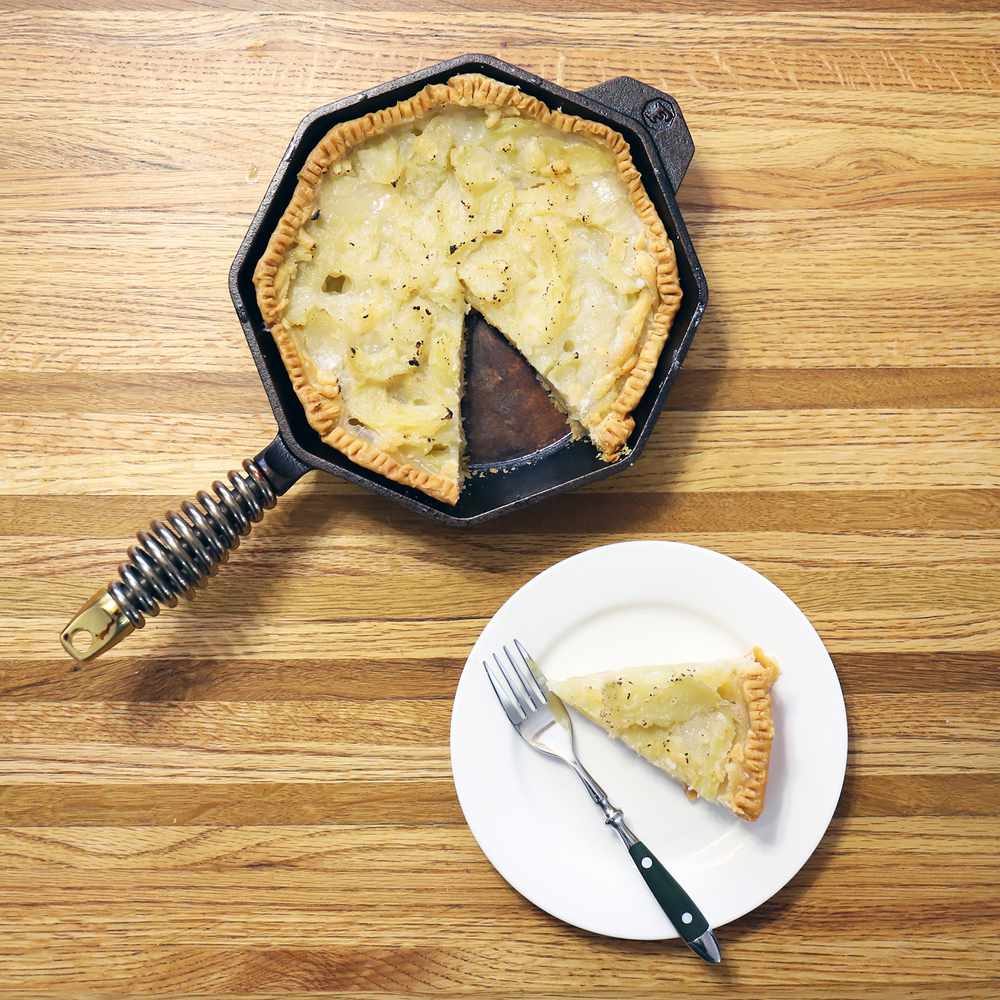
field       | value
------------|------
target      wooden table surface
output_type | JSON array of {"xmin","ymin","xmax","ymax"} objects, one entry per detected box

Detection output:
[{"xmin": 2, "ymin": 2, "xmax": 999, "ymax": 996}]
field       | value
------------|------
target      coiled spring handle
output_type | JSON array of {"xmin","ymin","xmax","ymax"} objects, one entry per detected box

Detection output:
[{"xmin": 61, "ymin": 436, "xmax": 307, "ymax": 662}]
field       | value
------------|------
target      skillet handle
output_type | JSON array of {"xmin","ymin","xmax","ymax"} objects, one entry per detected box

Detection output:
[
  {"xmin": 582, "ymin": 77, "xmax": 694, "ymax": 194},
  {"xmin": 59, "ymin": 435, "xmax": 309, "ymax": 662}
]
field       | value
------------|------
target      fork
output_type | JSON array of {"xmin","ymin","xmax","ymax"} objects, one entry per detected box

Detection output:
[{"xmin": 484, "ymin": 639, "xmax": 722, "ymax": 964}]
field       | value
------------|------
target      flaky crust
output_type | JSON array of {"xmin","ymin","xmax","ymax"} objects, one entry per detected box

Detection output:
[
  {"xmin": 254, "ymin": 72, "xmax": 682, "ymax": 503},
  {"xmin": 728, "ymin": 647, "xmax": 781, "ymax": 821}
]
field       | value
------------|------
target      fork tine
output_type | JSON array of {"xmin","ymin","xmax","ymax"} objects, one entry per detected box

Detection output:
[
  {"xmin": 513, "ymin": 639, "xmax": 550, "ymax": 703},
  {"xmin": 505, "ymin": 643, "xmax": 546, "ymax": 707},
  {"xmin": 494, "ymin": 651, "xmax": 535, "ymax": 718},
  {"xmin": 501, "ymin": 646, "xmax": 539, "ymax": 711},
  {"xmin": 484, "ymin": 657, "xmax": 525, "ymax": 725}
]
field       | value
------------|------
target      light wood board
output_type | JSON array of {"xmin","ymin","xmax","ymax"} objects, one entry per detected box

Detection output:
[{"xmin": 1, "ymin": 1, "xmax": 998, "ymax": 996}]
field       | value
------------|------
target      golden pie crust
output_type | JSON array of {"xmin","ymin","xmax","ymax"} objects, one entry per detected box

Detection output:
[
  {"xmin": 731, "ymin": 647, "xmax": 779, "ymax": 821},
  {"xmin": 253, "ymin": 73, "xmax": 682, "ymax": 504}
]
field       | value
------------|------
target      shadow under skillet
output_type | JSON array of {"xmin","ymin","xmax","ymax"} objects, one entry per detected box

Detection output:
[{"xmin": 120, "ymin": 475, "xmax": 339, "ymax": 703}]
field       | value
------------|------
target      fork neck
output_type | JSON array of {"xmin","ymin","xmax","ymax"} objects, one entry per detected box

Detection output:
[{"xmin": 569, "ymin": 759, "xmax": 639, "ymax": 848}]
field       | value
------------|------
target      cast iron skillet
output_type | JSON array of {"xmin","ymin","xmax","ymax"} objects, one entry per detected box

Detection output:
[{"xmin": 60, "ymin": 53, "xmax": 708, "ymax": 662}]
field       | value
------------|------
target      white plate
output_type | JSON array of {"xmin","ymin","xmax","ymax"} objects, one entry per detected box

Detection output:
[{"xmin": 450, "ymin": 540, "xmax": 847, "ymax": 940}]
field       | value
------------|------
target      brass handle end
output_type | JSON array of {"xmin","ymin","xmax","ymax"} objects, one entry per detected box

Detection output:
[{"xmin": 60, "ymin": 590, "xmax": 134, "ymax": 662}]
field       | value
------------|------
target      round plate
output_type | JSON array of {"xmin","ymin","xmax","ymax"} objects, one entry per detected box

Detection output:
[{"xmin": 450, "ymin": 540, "xmax": 847, "ymax": 940}]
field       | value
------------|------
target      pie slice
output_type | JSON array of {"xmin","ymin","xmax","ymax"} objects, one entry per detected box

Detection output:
[
  {"xmin": 253, "ymin": 73, "xmax": 682, "ymax": 504},
  {"xmin": 551, "ymin": 648, "xmax": 780, "ymax": 821}
]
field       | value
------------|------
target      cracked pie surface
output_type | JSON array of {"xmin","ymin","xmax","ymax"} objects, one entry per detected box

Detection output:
[{"xmin": 254, "ymin": 73, "xmax": 681, "ymax": 503}]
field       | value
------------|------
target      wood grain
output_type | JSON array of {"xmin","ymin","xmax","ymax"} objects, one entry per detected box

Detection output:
[{"xmin": 1, "ymin": 1, "xmax": 999, "ymax": 996}]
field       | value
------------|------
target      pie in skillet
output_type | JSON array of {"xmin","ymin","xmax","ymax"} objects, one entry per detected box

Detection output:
[
  {"xmin": 254, "ymin": 73, "xmax": 682, "ymax": 504},
  {"xmin": 551, "ymin": 648, "xmax": 780, "ymax": 821}
]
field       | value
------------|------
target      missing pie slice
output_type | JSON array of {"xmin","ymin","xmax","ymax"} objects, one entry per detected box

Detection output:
[
  {"xmin": 253, "ymin": 73, "xmax": 682, "ymax": 503},
  {"xmin": 551, "ymin": 648, "xmax": 780, "ymax": 821}
]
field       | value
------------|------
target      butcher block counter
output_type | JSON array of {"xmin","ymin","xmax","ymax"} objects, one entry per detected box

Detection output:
[{"xmin": 1, "ymin": 2, "xmax": 998, "ymax": 997}]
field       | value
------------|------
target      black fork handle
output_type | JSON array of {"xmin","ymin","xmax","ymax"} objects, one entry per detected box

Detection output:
[{"xmin": 565, "ymin": 756, "xmax": 721, "ymax": 962}]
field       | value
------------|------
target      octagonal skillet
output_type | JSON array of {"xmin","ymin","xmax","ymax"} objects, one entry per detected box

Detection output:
[{"xmin": 60, "ymin": 53, "xmax": 708, "ymax": 662}]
